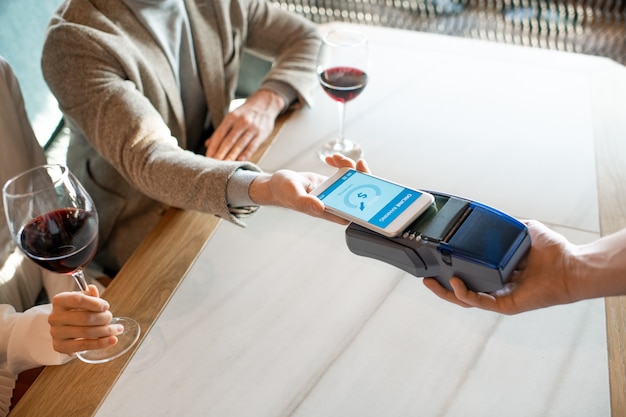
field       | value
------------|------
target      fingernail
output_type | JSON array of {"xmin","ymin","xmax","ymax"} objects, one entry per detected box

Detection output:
[{"xmin": 114, "ymin": 324, "xmax": 124, "ymax": 334}]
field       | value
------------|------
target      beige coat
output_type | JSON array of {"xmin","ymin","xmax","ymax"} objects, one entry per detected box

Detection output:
[{"xmin": 42, "ymin": 0, "xmax": 320, "ymax": 274}]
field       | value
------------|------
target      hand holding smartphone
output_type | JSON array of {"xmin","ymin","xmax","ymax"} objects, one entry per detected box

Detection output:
[{"xmin": 310, "ymin": 168, "xmax": 435, "ymax": 237}]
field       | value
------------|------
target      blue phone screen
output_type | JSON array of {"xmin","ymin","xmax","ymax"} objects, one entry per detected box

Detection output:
[{"xmin": 316, "ymin": 170, "xmax": 422, "ymax": 228}]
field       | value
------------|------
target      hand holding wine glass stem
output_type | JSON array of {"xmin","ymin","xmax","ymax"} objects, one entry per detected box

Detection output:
[
  {"xmin": 2, "ymin": 165, "xmax": 140, "ymax": 363},
  {"xmin": 49, "ymin": 284, "xmax": 124, "ymax": 355},
  {"xmin": 70, "ymin": 270, "xmax": 125, "ymax": 339}
]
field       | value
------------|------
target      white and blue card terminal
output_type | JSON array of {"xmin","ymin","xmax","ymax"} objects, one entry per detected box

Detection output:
[
  {"xmin": 344, "ymin": 190, "xmax": 531, "ymax": 293},
  {"xmin": 311, "ymin": 169, "xmax": 530, "ymax": 292}
]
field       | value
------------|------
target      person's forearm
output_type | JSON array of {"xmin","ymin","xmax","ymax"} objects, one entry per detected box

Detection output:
[
  {"xmin": 243, "ymin": 89, "xmax": 286, "ymax": 120},
  {"xmin": 259, "ymin": 81, "xmax": 297, "ymax": 113},
  {"xmin": 570, "ymin": 228, "xmax": 626, "ymax": 300}
]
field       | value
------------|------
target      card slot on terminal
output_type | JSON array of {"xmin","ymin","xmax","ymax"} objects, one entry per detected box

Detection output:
[{"xmin": 406, "ymin": 195, "xmax": 470, "ymax": 243}]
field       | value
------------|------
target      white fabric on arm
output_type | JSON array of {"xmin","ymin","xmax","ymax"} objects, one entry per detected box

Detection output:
[
  {"xmin": 0, "ymin": 305, "xmax": 72, "ymax": 416},
  {"xmin": 1, "ymin": 305, "xmax": 71, "ymax": 375},
  {"xmin": 0, "ymin": 368, "xmax": 15, "ymax": 417}
]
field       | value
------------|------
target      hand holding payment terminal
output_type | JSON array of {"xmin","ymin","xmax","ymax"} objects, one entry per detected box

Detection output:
[
  {"xmin": 345, "ymin": 190, "xmax": 531, "ymax": 293},
  {"xmin": 311, "ymin": 169, "xmax": 531, "ymax": 293}
]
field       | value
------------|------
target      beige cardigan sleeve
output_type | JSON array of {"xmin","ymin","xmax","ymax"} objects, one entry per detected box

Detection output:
[
  {"xmin": 41, "ymin": 0, "xmax": 319, "ymax": 217},
  {"xmin": 41, "ymin": 0, "xmax": 319, "ymax": 271}
]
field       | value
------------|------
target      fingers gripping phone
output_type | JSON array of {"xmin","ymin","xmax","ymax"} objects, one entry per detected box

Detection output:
[{"xmin": 311, "ymin": 168, "xmax": 435, "ymax": 237}]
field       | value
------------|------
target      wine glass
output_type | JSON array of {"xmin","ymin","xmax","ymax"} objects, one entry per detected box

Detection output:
[
  {"xmin": 317, "ymin": 29, "xmax": 369, "ymax": 163},
  {"xmin": 2, "ymin": 164, "xmax": 140, "ymax": 364}
]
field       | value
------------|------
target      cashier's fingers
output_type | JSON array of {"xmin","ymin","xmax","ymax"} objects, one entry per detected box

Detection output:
[
  {"xmin": 447, "ymin": 277, "xmax": 506, "ymax": 311},
  {"xmin": 449, "ymin": 277, "xmax": 528, "ymax": 315},
  {"xmin": 423, "ymin": 277, "xmax": 514, "ymax": 313},
  {"xmin": 422, "ymin": 277, "xmax": 472, "ymax": 308}
]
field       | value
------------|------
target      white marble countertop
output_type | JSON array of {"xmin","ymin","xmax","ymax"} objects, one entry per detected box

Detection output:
[{"xmin": 95, "ymin": 23, "xmax": 620, "ymax": 416}]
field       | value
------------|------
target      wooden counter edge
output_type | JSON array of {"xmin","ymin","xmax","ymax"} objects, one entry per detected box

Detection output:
[
  {"xmin": 593, "ymin": 63, "xmax": 626, "ymax": 416},
  {"xmin": 9, "ymin": 116, "xmax": 288, "ymax": 417}
]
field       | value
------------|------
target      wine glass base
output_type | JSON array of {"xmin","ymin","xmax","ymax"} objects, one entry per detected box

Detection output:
[
  {"xmin": 76, "ymin": 317, "xmax": 141, "ymax": 364},
  {"xmin": 318, "ymin": 140, "xmax": 364, "ymax": 164}
]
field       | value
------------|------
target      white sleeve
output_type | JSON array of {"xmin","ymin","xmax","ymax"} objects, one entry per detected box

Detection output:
[
  {"xmin": 0, "ymin": 304, "xmax": 72, "ymax": 417},
  {"xmin": 0, "ymin": 304, "xmax": 73, "ymax": 376},
  {"xmin": 0, "ymin": 369, "xmax": 13, "ymax": 417},
  {"xmin": 0, "ymin": 304, "xmax": 73, "ymax": 416}
]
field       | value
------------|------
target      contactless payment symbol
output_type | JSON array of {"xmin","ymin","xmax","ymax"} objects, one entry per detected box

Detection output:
[{"xmin": 345, "ymin": 184, "xmax": 381, "ymax": 212}]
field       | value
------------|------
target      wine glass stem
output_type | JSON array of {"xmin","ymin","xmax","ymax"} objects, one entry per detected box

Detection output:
[
  {"xmin": 72, "ymin": 269, "xmax": 89, "ymax": 292},
  {"xmin": 337, "ymin": 101, "xmax": 346, "ymax": 147}
]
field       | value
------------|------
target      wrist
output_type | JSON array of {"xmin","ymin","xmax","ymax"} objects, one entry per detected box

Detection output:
[
  {"xmin": 247, "ymin": 89, "xmax": 286, "ymax": 116},
  {"xmin": 248, "ymin": 173, "xmax": 273, "ymax": 205},
  {"xmin": 570, "ymin": 233, "xmax": 626, "ymax": 300},
  {"xmin": 259, "ymin": 80, "xmax": 298, "ymax": 112},
  {"xmin": 565, "ymin": 244, "xmax": 591, "ymax": 302}
]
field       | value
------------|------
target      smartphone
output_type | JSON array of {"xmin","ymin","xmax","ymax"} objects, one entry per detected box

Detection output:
[{"xmin": 310, "ymin": 168, "xmax": 435, "ymax": 237}]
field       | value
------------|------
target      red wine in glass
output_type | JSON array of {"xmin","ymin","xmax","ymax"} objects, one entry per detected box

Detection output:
[
  {"xmin": 316, "ymin": 29, "xmax": 369, "ymax": 163},
  {"xmin": 319, "ymin": 67, "xmax": 368, "ymax": 103},
  {"xmin": 19, "ymin": 208, "xmax": 98, "ymax": 274}
]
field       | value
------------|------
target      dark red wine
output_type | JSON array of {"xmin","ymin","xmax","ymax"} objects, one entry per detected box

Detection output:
[
  {"xmin": 319, "ymin": 66, "xmax": 368, "ymax": 103},
  {"xmin": 19, "ymin": 208, "xmax": 98, "ymax": 274}
]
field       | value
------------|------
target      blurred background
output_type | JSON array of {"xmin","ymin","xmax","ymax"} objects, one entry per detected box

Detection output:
[{"xmin": 1, "ymin": 0, "xmax": 624, "ymax": 150}]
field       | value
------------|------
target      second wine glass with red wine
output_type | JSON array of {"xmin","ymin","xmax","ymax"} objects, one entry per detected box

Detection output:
[
  {"xmin": 2, "ymin": 164, "xmax": 140, "ymax": 364},
  {"xmin": 317, "ymin": 29, "xmax": 369, "ymax": 163}
]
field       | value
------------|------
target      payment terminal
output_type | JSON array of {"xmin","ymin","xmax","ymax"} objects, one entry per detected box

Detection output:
[{"xmin": 345, "ymin": 191, "xmax": 531, "ymax": 293}]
